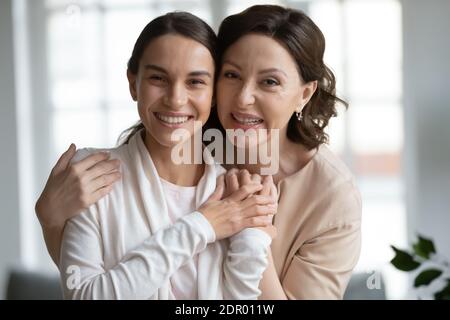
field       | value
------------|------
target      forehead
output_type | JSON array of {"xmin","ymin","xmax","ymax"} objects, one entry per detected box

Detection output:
[
  {"xmin": 140, "ymin": 34, "xmax": 214, "ymax": 72},
  {"xmin": 223, "ymin": 34, "xmax": 298, "ymax": 71}
]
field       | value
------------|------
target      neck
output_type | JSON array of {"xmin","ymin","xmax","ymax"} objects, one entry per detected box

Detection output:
[
  {"xmin": 143, "ymin": 131, "xmax": 204, "ymax": 187},
  {"xmin": 227, "ymin": 134, "xmax": 316, "ymax": 184}
]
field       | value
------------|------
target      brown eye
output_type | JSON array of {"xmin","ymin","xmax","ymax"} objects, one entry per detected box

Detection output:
[
  {"xmin": 223, "ymin": 71, "xmax": 239, "ymax": 79},
  {"xmin": 149, "ymin": 75, "xmax": 166, "ymax": 82},
  {"xmin": 188, "ymin": 79, "xmax": 206, "ymax": 86},
  {"xmin": 262, "ymin": 78, "xmax": 279, "ymax": 86}
]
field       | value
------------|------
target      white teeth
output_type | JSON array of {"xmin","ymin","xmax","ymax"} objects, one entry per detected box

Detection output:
[
  {"xmin": 156, "ymin": 113, "xmax": 190, "ymax": 124},
  {"xmin": 233, "ymin": 114, "xmax": 263, "ymax": 125}
]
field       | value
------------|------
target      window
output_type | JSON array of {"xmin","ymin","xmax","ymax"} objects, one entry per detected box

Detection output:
[
  {"xmin": 45, "ymin": 0, "xmax": 214, "ymax": 158},
  {"xmin": 307, "ymin": 0, "xmax": 406, "ymax": 299},
  {"xmin": 24, "ymin": 0, "xmax": 406, "ymax": 299}
]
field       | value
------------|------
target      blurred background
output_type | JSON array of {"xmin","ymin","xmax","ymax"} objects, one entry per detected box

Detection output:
[{"xmin": 1, "ymin": 0, "xmax": 449, "ymax": 300}]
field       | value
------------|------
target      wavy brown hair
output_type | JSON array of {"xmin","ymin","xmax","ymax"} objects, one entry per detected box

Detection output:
[{"xmin": 209, "ymin": 5, "xmax": 347, "ymax": 149}]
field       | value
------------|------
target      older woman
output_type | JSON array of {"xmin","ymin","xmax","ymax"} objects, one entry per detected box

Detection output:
[
  {"xmin": 212, "ymin": 5, "xmax": 361, "ymax": 299},
  {"xmin": 36, "ymin": 5, "xmax": 361, "ymax": 299}
]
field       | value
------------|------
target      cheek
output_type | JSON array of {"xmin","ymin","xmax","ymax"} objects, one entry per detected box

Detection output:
[
  {"xmin": 267, "ymin": 90, "xmax": 299, "ymax": 123},
  {"xmin": 216, "ymin": 82, "xmax": 233, "ymax": 114},
  {"xmin": 260, "ymin": 99, "xmax": 291, "ymax": 129},
  {"xmin": 195, "ymin": 89, "xmax": 213, "ymax": 114},
  {"xmin": 136, "ymin": 86, "xmax": 163, "ymax": 121},
  {"xmin": 137, "ymin": 83, "xmax": 164, "ymax": 106}
]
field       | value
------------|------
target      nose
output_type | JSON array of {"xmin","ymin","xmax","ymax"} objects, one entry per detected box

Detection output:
[
  {"xmin": 236, "ymin": 82, "xmax": 256, "ymax": 108},
  {"xmin": 164, "ymin": 82, "xmax": 188, "ymax": 109}
]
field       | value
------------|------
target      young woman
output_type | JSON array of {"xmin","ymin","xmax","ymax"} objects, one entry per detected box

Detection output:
[
  {"xmin": 36, "ymin": 5, "xmax": 361, "ymax": 300},
  {"xmin": 39, "ymin": 12, "xmax": 278, "ymax": 300}
]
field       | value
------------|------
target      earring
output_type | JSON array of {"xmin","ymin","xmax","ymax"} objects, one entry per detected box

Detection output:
[{"xmin": 295, "ymin": 110, "xmax": 303, "ymax": 121}]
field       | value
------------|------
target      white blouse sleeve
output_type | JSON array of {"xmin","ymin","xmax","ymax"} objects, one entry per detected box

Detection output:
[
  {"xmin": 222, "ymin": 228, "xmax": 272, "ymax": 299},
  {"xmin": 191, "ymin": 213, "xmax": 272, "ymax": 299},
  {"xmin": 59, "ymin": 210, "xmax": 213, "ymax": 300}
]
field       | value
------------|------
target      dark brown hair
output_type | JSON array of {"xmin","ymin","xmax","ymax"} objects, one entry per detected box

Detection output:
[
  {"xmin": 118, "ymin": 11, "xmax": 217, "ymax": 145},
  {"xmin": 209, "ymin": 5, "xmax": 347, "ymax": 149}
]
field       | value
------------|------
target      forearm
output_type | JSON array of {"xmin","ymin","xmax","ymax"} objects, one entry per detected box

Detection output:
[
  {"xmin": 258, "ymin": 250, "xmax": 288, "ymax": 300},
  {"xmin": 60, "ymin": 211, "xmax": 214, "ymax": 299},
  {"xmin": 36, "ymin": 197, "xmax": 67, "ymax": 267},
  {"xmin": 42, "ymin": 224, "xmax": 65, "ymax": 267}
]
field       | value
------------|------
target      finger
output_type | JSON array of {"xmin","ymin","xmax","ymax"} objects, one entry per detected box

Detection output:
[
  {"xmin": 243, "ymin": 204, "xmax": 277, "ymax": 217},
  {"xmin": 74, "ymin": 152, "xmax": 111, "ymax": 172},
  {"xmin": 228, "ymin": 183, "xmax": 263, "ymax": 201},
  {"xmin": 208, "ymin": 175, "xmax": 225, "ymax": 201},
  {"xmin": 225, "ymin": 170, "xmax": 240, "ymax": 196},
  {"xmin": 239, "ymin": 169, "xmax": 252, "ymax": 186},
  {"xmin": 250, "ymin": 173, "xmax": 262, "ymax": 185},
  {"xmin": 241, "ymin": 195, "xmax": 276, "ymax": 209},
  {"xmin": 91, "ymin": 184, "xmax": 115, "ymax": 203},
  {"xmin": 88, "ymin": 171, "xmax": 122, "ymax": 193},
  {"xmin": 243, "ymin": 215, "xmax": 273, "ymax": 228},
  {"xmin": 227, "ymin": 168, "xmax": 240, "ymax": 175},
  {"xmin": 259, "ymin": 175, "xmax": 272, "ymax": 196},
  {"xmin": 53, "ymin": 143, "xmax": 76, "ymax": 174},
  {"xmin": 86, "ymin": 159, "xmax": 121, "ymax": 180},
  {"xmin": 269, "ymin": 177, "xmax": 278, "ymax": 202}
]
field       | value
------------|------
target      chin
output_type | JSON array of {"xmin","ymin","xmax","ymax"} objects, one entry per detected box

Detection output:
[{"xmin": 229, "ymin": 137, "xmax": 260, "ymax": 149}]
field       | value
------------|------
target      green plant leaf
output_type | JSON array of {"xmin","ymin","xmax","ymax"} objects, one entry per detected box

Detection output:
[
  {"xmin": 390, "ymin": 246, "xmax": 421, "ymax": 271},
  {"xmin": 413, "ymin": 234, "xmax": 436, "ymax": 259},
  {"xmin": 434, "ymin": 279, "xmax": 450, "ymax": 300},
  {"xmin": 414, "ymin": 269, "xmax": 442, "ymax": 287}
]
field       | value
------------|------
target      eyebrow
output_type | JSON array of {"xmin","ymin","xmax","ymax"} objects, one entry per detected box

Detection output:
[
  {"xmin": 259, "ymin": 68, "xmax": 288, "ymax": 78},
  {"xmin": 144, "ymin": 64, "xmax": 212, "ymax": 78},
  {"xmin": 222, "ymin": 60, "xmax": 288, "ymax": 78}
]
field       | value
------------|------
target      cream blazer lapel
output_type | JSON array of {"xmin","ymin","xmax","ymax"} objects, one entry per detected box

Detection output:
[{"xmin": 130, "ymin": 130, "xmax": 226, "ymax": 299}]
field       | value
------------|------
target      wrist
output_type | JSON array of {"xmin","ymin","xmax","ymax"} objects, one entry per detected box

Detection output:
[
  {"xmin": 40, "ymin": 217, "xmax": 65, "ymax": 230},
  {"xmin": 196, "ymin": 209, "xmax": 217, "ymax": 241},
  {"xmin": 35, "ymin": 199, "xmax": 64, "ymax": 229},
  {"xmin": 190, "ymin": 211, "xmax": 216, "ymax": 243}
]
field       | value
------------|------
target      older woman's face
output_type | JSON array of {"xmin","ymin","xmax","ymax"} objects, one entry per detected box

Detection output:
[{"xmin": 217, "ymin": 34, "xmax": 314, "ymax": 147}]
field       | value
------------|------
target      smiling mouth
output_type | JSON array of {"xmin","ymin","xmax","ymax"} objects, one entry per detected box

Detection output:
[
  {"xmin": 154, "ymin": 112, "xmax": 194, "ymax": 125},
  {"xmin": 231, "ymin": 113, "xmax": 264, "ymax": 125}
]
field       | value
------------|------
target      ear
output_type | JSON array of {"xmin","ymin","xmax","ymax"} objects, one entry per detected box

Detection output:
[
  {"xmin": 127, "ymin": 69, "xmax": 138, "ymax": 101},
  {"xmin": 298, "ymin": 80, "xmax": 318, "ymax": 111}
]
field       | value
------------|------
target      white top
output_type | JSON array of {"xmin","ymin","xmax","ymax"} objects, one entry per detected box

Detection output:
[
  {"xmin": 59, "ymin": 130, "xmax": 272, "ymax": 300},
  {"xmin": 161, "ymin": 178, "xmax": 201, "ymax": 300}
]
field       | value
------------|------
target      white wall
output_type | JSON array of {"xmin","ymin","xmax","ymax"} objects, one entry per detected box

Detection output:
[
  {"xmin": 1, "ymin": 0, "xmax": 449, "ymax": 300},
  {"xmin": 403, "ymin": 0, "xmax": 450, "ymax": 260},
  {"xmin": 0, "ymin": 0, "xmax": 22, "ymax": 300}
]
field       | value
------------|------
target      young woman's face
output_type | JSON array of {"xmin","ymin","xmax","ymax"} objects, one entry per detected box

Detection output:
[
  {"xmin": 128, "ymin": 34, "xmax": 215, "ymax": 148},
  {"xmin": 216, "ymin": 34, "xmax": 316, "ymax": 147}
]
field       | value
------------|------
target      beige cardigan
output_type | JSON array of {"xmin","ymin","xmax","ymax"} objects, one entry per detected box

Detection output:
[{"xmin": 272, "ymin": 145, "xmax": 362, "ymax": 299}]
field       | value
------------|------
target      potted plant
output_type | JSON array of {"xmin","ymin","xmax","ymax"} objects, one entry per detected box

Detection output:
[{"xmin": 390, "ymin": 234, "xmax": 450, "ymax": 299}]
